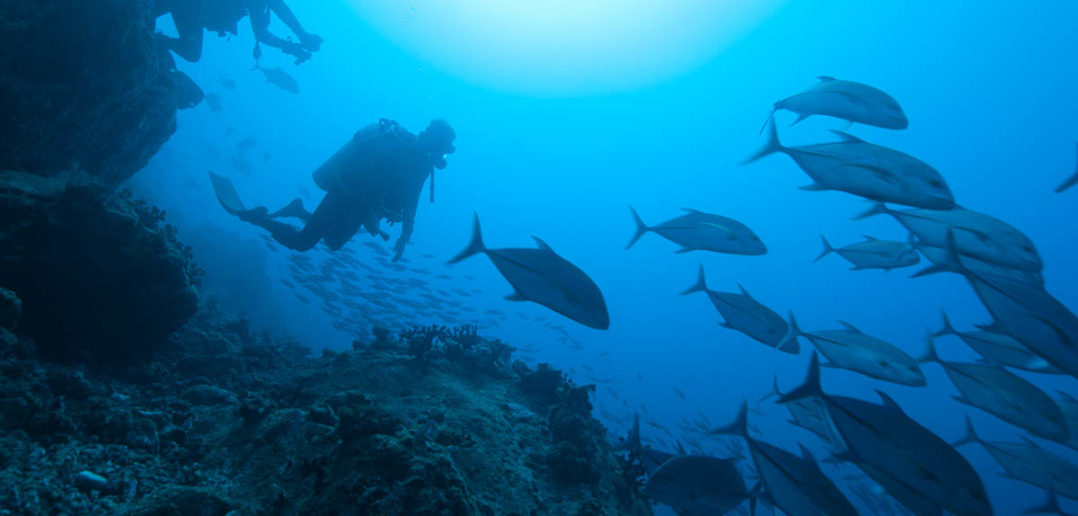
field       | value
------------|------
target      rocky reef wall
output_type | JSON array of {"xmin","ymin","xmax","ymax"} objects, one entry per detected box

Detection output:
[
  {"xmin": 0, "ymin": 0, "xmax": 196, "ymax": 185},
  {"xmin": 0, "ymin": 171, "xmax": 201, "ymax": 365}
]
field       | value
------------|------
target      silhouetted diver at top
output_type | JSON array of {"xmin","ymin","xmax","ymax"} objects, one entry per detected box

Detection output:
[{"xmin": 155, "ymin": 0, "xmax": 322, "ymax": 63}]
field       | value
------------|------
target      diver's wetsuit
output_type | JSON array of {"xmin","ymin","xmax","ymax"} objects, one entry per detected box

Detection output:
[{"xmin": 253, "ymin": 127, "xmax": 435, "ymax": 258}]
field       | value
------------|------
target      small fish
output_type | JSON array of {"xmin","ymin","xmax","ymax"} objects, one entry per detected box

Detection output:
[
  {"xmin": 933, "ymin": 310, "xmax": 1062, "ymax": 374},
  {"xmin": 672, "ymin": 386, "xmax": 687, "ymax": 401},
  {"xmin": 860, "ymin": 203, "xmax": 1042, "ymax": 273},
  {"xmin": 204, "ymin": 92, "xmax": 223, "ymax": 112},
  {"xmin": 219, "ymin": 76, "xmax": 236, "ymax": 90},
  {"xmin": 746, "ymin": 121, "xmax": 954, "ymax": 209},
  {"xmin": 644, "ymin": 455, "xmax": 750, "ymax": 516},
  {"xmin": 627, "ymin": 207, "xmax": 766, "ymax": 255},
  {"xmin": 681, "ymin": 265, "xmax": 795, "ymax": 352},
  {"xmin": 788, "ymin": 315, "xmax": 925, "ymax": 386},
  {"xmin": 253, "ymin": 64, "xmax": 299, "ymax": 94},
  {"xmin": 449, "ymin": 215, "xmax": 609, "ymax": 330},
  {"xmin": 816, "ymin": 235, "xmax": 919, "ymax": 271},
  {"xmin": 770, "ymin": 76, "xmax": 908, "ymax": 129},
  {"xmin": 921, "ymin": 338, "xmax": 1067, "ymax": 440}
]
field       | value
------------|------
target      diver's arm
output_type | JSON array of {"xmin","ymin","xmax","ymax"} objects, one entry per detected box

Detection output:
[
  {"xmin": 265, "ymin": 0, "xmax": 321, "ymax": 51},
  {"xmin": 248, "ymin": 4, "xmax": 311, "ymax": 62},
  {"xmin": 392, "ymin": 209, "xmax": 415, "ymax": 263}
]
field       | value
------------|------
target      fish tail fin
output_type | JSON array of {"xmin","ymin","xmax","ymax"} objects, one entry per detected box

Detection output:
[
  {"xmin": 758, "ymin": 106, "xmax": 777, "ymax": 135},
  {"xmin": 1023, "ymin": 490, "xmax": 1064, "ymax": 515},
  {"xmin": 910, "ymin": 229, "xmax": 964, "ymax": 278},
  {"xmin": 918, "ymin": 333, "xmax": 942, "ymax": 364},
  {"xmin": 742, "ymin": 115, "xmax": 784, "ymax": 165},
  {"xmin": 626, "ymin": 206, "xmax": 650, "ymax": 249},
  {"xmin": 749, "ymin": 481, "xmax": 763, "ymax": 516},
  {"xmin": 952, "ymin": 414, "xmax": 984, "ymax": 448},
  {"xmin": 679, "ymin": 263, "xmax": 708, "ymax": 296},
  {"xmin": 933, "ymin": 309, "xmax": 957, "ymax": 338},
  {"xmin": 758, "ymin": 374, "xmax": 783, "ymax": 402},
  {"xmin": 814, "ymin": 235, "xmax": 834, "ymax": 262},
  {"xmin": 778, "ymin": 352, "xmax": 823, "ymax": 403},
  {"xmin": 776, "ymin": 311, "xmax": 803, "ymax": 352},
  {"xmin": 852, "ymin": 201, "xmax": 889, "ymax": 221},
  {"xmin": 1055, "ymin": 142, "xmax": 1078, "ymax": 193},
  {"xmin": 447, "ymin": 213, "xmax": 486, "ymax": 264},
  {"xmin": 708, "ymin": 399, "xmax": 749, "ymax": 438}
]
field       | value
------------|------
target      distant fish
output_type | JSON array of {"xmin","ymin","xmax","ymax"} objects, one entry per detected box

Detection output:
[
  {"xmin": 771, "ymin": 76, "xmax": 908, "ymax": 129},
  {"xmin": 920, "ymin": 338, "xmax": 1067, "ymax": 440},
  {"xmin": 448, "ymin": 214, "xmax": 610, "ymax": 330},
  {"xmin": 746, "ymin": 121, "xmax": 954, "ymax": 209},
  {"xmin": 219, "ymin": 76, "xmax": 236, "ymax": 90},
  {"xmin": 236, "ymin": 137, "xmax": 258, "ymax": 156},
  {"xmin": 680, "ymin": 265, "xmax": 795, "ymax": 352},
  {"xmin": 932, "ymin": 310, "xmax": 1062, "ymax": 374},
  {"xmin": 253, "ymin": 64, "xmax": 299, "ymax": 94},
  {"xmin": 672, "ymin": 386, "xmax": 687, "ymax": 401},
  {"xmin": 1056, "ymin": 392, "xmax": 1078, "ymax": 452},
  {"xmin": 954, "ymin": 415, "xmax": 1078, "ymax": 501},
  {"xmin": 231, "ymin": 155, "xmax": 253, "ymax": 175},
  {"xmin": 1055, "ymin": 142, "xmax": 1078, "ymax": 193},
  {"xmin": 914, "ymin": 232, "xmax": 1078, "ymax": 379},
  {"xmin": 643, "ymin": 455, "xmax": 750, "ymax": 516},
  {"xmin": 710, "ymin": 402, "xmax": 858, "ymax": 516},
  {"xmin": 780, "ymin": 353, "xmax": 990, "ymax": 516},
  {"xmin": 816, "ymin": 234, "xmax": 919, "ymax": 271},
  {"xmin": 788, "ymin": 314, "xmax": 925, "ymax": 386},
  {"xmin": 860, "ymin": 202, "xmax": 1042, "ymax": 273},
  {"xmin": 204, "ymin": 92, "xmax": 223, "ymax": 112},
  {"xmin": 627, "ymin": 206, "xmax": 766, "ymax": 255}
]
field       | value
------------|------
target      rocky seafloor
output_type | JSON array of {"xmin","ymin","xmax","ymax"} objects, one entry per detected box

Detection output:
[{"xmin": 0, "ymin": 192, "xmax": 649, "ymax": 514}]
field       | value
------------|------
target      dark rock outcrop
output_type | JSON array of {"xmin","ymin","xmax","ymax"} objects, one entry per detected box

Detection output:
[
  {"xmin": 0, "ymin": 171, "xmax": 201, "ymax": 364},
  {"xmin": 0, "ymin": 0, "xmax": 198, "ymax": 185}
]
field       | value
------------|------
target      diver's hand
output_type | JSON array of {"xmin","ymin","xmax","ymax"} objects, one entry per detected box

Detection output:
[
  {"xmin": 300, "ymin": 32, "xmax": 323, "ymax": 52},
  {"xmin": 284, "ymin": 42, "xmax": 312, "ymax": 64}
]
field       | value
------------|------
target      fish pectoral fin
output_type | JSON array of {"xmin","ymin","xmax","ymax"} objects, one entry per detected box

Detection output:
[
  {"xmin": 504, "ymin": 293, "xmax": 527, "ymax": 302},
  {"xmin": 799, "ymin": 183, "xmax": 829, "ymax": 191},
  {"xmin": 674, "ymin": 247, "xmax": 694, "ymax": 254}
]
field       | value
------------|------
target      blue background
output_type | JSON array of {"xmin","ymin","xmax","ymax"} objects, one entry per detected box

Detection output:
[{"xmin": 134, "ymin": 2, "xmax": 1078, "ymax": 513}]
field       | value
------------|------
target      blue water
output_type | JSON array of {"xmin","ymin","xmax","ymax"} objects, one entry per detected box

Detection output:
[{"xmin": 136, "ymin": 2, "xmax": 1078, "ymax": 514}]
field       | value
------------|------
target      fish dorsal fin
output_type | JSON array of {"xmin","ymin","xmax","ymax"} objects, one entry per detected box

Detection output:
[
  {"xmin": 861, "ymin": 235, "xmax": 878, "ymax": 242},
  {"xmin": 837, "ymin": 320, "xmax": 862, "ymax": 333},
  {"xmin": 817, "ymin": 75, "xmax": 838, "ymax": 82},
  {"xmin": 532, "ymin": 236, "xmax": 554, "ymax": 253},
  {"xmin": 737, "ymin": 284, "xmax": 753, "ymax": 299},
  {"xmin": 875, "ymin": 390, "xmax": 905, "ymax": 413},
  {"xmin": 830, "ymin": 130, "xmax": 866, "ymax": 144},
  {"xmin": 798, "ymin": 443, "xmax": 816, "ymax": 463}
]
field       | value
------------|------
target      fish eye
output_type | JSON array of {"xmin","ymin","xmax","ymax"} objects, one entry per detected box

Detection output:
[{"xmin": 928, "ymin": 179, "xmax": 943, "ymax": 188}]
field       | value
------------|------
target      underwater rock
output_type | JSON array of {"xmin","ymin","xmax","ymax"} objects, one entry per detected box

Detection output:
[
  {"xmin": 0, "ymin": 287, "xmax": 21, "ymax": 330},
  {"xmin": 0, "ymin": 173, "xmax": 201, "ymax": 365},
  {"xmin": 0, "ymin": 0, "xmax": 194, "ymax": 185}
]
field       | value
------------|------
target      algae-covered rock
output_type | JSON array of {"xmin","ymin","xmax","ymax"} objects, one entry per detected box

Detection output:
[
  {"xmin": 0, "ymin": 0, "xmax": 196, "ymax": 185},
  {"xmin": 0, "ymin": 173, "xmax": 201, "ymax": 364}
]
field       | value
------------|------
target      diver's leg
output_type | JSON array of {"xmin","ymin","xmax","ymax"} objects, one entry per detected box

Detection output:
[
  {"xmin": 268, "ymin": 198, "xmax": 312, "ymax": 222},
  {"xmin": 166, "ymin": 0, "xmax": 204, "ymax": 62},
  {"xmin": 322, "ymin": 210, "xmax": 365, "ymax": 251}
]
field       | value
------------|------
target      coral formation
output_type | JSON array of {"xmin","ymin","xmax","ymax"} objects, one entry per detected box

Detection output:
[
  {"xmin": 0, "ymin": 305, "xmax": 650, "ymax": 515},
  {"xmin": 0, "ymin": 171, "xmax": 201, "ymax": 365},
  {"xmin": 0, "ymin": 0, "xmax": 198, "ymax": 185}
]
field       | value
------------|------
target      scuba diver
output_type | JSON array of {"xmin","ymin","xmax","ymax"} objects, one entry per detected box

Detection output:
[
  {"xmin": 210, "ymin": 119, "xmax": 457, "ymax": 262},
  {"xmin": 155, "ymin": 0, "xmax": 322, "ymax": 64}
]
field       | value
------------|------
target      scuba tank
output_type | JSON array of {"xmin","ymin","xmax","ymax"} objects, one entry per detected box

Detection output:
[{"xmin": 312, "ymin": 119, "xmax": 404, "ymax": 196}]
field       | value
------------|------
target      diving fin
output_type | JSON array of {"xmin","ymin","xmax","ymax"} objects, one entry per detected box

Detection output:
[{"xmin": 209, "ymin": 172, "xmax": 248, "ymax": 215}]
